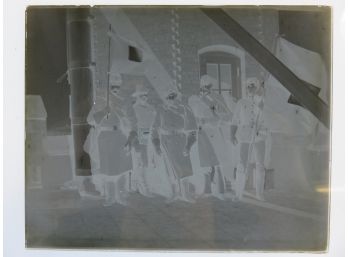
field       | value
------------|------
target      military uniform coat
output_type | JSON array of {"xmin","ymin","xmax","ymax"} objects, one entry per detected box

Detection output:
[
  {"xmin": 189, "ymin": 93, "xmax": 232, "ymax": 168},
  {"xmin": 152, "ymin": 103, "xmax": 197, "ymax": 179}
]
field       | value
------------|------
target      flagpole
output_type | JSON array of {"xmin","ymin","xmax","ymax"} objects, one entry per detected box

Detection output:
[{"xmin": 106, "ymin": 24, "xmax": 112, "ymax": 118}]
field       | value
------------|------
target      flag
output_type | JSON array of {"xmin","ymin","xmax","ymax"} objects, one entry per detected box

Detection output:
[
  {"xmin": 263, "ymin": 37, "xmax": 329, "ymax": 137},
  {"xmin": 275, "ymin": 37, "xmax": 329, "ymax": 104}
]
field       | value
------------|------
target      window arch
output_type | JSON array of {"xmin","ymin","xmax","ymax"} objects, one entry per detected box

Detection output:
[{"xmin": 198, "ymin": 45, "xmax": 246, "ymax": 100}]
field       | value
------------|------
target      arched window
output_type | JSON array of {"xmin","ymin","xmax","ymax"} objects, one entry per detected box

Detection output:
[{"xmin": 198, "ymin": 45, "xmax": 246, "ymax": 100}]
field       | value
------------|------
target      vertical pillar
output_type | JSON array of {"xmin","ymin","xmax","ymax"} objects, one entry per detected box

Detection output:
[{"xmin": 66, "ymin": 8, "xmax": 93, "ymax": 176}]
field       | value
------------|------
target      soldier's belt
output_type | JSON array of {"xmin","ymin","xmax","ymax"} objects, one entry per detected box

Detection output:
[
  {"xmin": 138, "ymin": 127, "xmax": 151, "ymax": 145},
  {"xmin": 138, "ymin": 127, "xmax": 150, "ymax": 135},
  {"xmin": 99, "ymin": 126, "xmax": 118, "ymax": 132},
  {"xmin": 160, "ymin": 129, "xmax": 185, "ymax": 136}
]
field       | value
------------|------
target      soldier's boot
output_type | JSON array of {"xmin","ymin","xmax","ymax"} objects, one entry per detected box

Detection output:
[
  {"xmin": 212, "ymin": 167, "xmax": 225, "ymax": 200},
  {"xmin": 137, "ymin": 167, "xmax": 153, "ymax": 198},
  {"xmin": 202, "ymin": 167, "xmax": 214, "ymax": 197},
  {"xmin": 255, "ymin": 164, "xmax": 266, "ymax": 201},
  {"xmin": 103, "ymin": 181, "xmax": 116, "ymax": 206},
  {"xmin": 183, "ymin": 178, "xmax": 196, "ymax": 203},
  {"xmin": 203, "ymin": 173, "xmax": 212, "ymax": 195},
  {"xmin": 165, "ymin": 179, "xmax": 180, "ymax": 203},
  {"xmin": 169, "ymin": 178, "xmax": 192, "ymax": 203},
  {"xmin": 114, "ymin": 174, "xmax": 129, "ymax": 206},
  {"xmin": 235, "ymin": 164, "xmax": 247, "ymax": 201},
  {"xmin": 77, "ymin": 176, "xmax": 101, "ymax": 199}
]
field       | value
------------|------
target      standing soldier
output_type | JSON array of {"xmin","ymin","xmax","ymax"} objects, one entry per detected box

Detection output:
[
  {"xmin": 84, "ymin": 73, "xmax": 134, "ymax": 206},
  {"xmin": 188, "ymin": 75, "xmax": 233, "ymax": 200},
  {"xmin": 231, "ymin": 77, "xmax": 268, "ymax": 201},
  {"xmin": 127, "ymin": 85, "xmax": 156, "ymax": 197},
  {"xmin": 151, "ymin": 89, "xmax": 197, "ymax": 202}
]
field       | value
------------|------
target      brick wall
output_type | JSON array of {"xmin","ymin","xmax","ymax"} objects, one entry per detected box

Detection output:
[
  {"xmin": 93, "ymin": 7, "xmax": 279, "ymax": 97},
  {"xmin": 129, "ymin": 8, "xmax": 278, "ymax": 95}
]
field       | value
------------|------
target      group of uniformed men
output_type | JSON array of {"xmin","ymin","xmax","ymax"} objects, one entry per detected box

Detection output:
[{"xmin": 83, "ymin": 74, "xmax": 269, "ymax": 206}]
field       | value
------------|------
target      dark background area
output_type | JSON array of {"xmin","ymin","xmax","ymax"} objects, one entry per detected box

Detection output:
[
  {"xmin": 278, "ymin": 8, "xmax": 331, "ymax": 105},
  {"xmin": 279, "ymin": 8, "xmax": 331, "ymax": 72},
  {"xmin": 26, "ymin": 7, "xmax": 70, "ymax": 133}
]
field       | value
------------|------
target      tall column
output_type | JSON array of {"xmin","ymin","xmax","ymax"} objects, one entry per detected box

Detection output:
[{"xmin": 66, "ymin": 8, "xmax": 93, "ymax": 176}]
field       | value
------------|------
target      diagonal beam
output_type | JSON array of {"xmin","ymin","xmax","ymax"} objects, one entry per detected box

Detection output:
[{"xmin": 201, "ymin": 8, "xmax": 330, "ymax": 128}]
